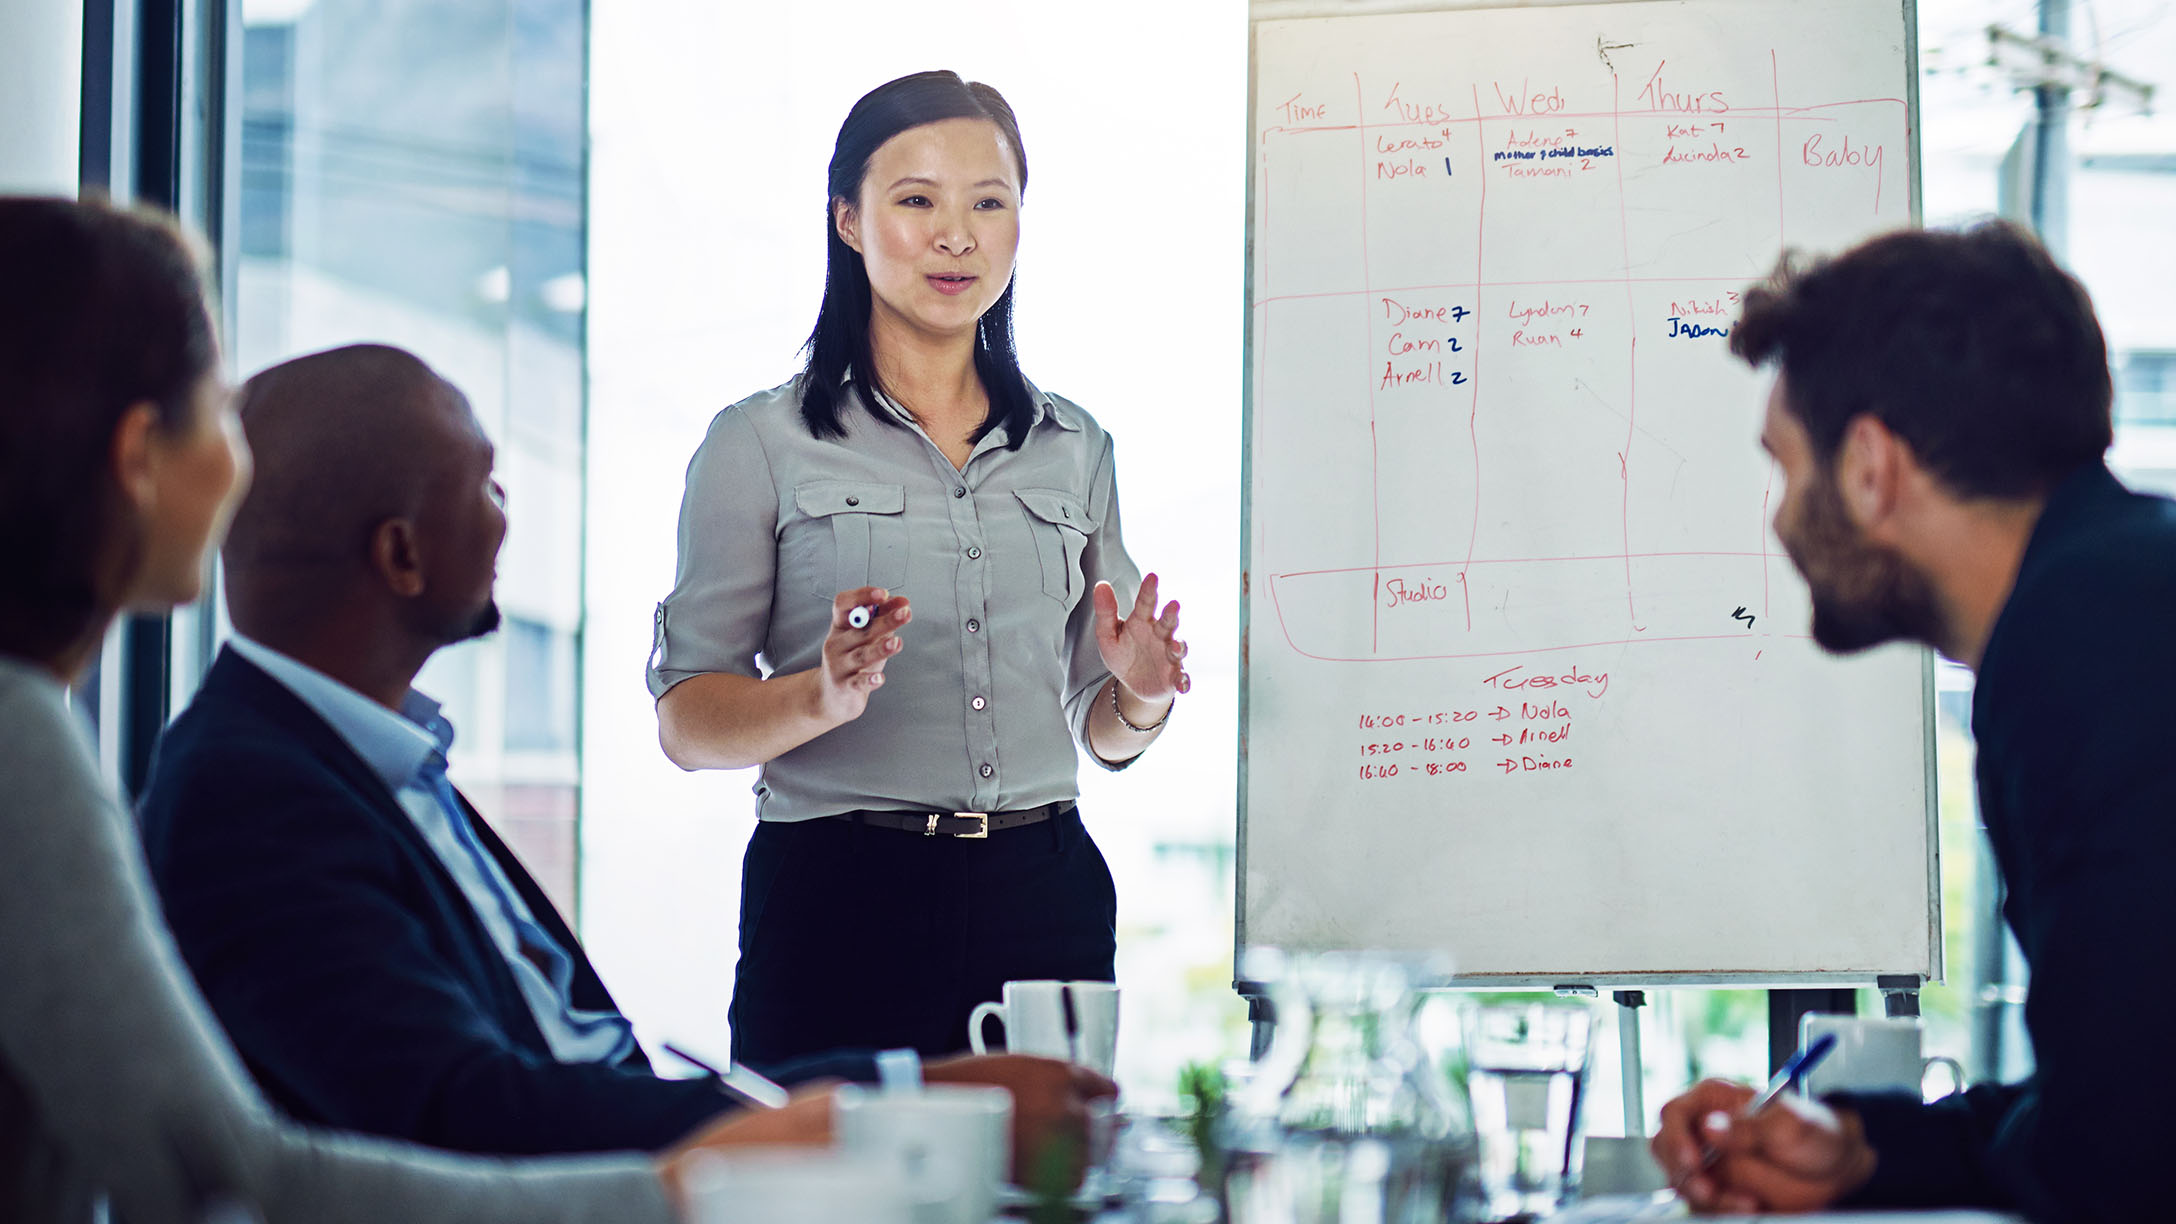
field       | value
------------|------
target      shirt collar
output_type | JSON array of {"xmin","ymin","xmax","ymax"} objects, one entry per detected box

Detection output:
[
  {"xmin": 227, "ymin": 635, "xmax": 452, "ymax": 790},
  {"xmin": 1972, "ymin": 459, "xmax": 2126, "ymax": 723},
  {"xmin": 841, "ymin": 366, "xmax": 1080, "ymax": 435},
  {"xmin": 2014, "ymin": 459, "xmax": 2125, "ymax": 564}
]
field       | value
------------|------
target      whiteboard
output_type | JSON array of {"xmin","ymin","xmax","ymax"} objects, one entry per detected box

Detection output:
[{"xmin": 1238, "ymin": 0, "xmax": 1938, "ymax": 985}]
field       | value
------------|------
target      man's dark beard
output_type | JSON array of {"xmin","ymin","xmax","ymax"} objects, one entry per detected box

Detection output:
[
  {"xmin": 456, "ymin": 599, "xmax": 502, "ymax": 644},
  {"xmin": 1785, "ymin": 473, "xmax": 1945, "ymax": 655}
]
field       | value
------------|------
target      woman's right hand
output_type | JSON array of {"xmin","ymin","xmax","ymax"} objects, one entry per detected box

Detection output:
[
  {"xmin": 655, "ymin": 586, "xmax": 912, "ymax": 770},
  {"xmin": 813, "ymin": 586, "xmax": 911, "ymax": 724}
]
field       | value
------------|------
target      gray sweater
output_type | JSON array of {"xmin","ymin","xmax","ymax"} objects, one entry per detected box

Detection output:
[{"xmin": 0, "ymin": 656, "xmax": 678, "ymax": 1224}]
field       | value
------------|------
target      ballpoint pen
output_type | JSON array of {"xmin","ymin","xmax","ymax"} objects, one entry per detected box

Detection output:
[{"xmin": 1687, "ymin": 1032, "xmax": 1839, "ymax": 1180}]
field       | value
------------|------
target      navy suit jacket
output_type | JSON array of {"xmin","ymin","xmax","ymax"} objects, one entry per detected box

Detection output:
[
  {"xmin": 1834, "ymin": 463, "xmax": 2176, "ymax": 1222},
  {"xmin": 138, "ymin": 649, "xmax": 869, "ymax": 1156}
]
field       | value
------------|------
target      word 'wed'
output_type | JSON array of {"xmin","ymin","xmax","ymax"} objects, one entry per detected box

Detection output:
[{"xmin": 1494, "ymin": 78, "xmax": 1566, "ymax": 117}]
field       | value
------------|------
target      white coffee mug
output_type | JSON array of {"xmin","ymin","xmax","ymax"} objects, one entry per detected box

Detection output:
[
  {"xmin": 1799, "ymin": 1015, "xmax": 1966, "ymax": 1101},
  {"xmin": 967, "ymin": 980, "xmax": 1119, "ymax": 1076},
  {"xmin": 835, "ymin": 1084, "xmax": 1012, "ymax": 1224},
  {"xmin": 681, "ymin": 1148, "xmax": 912, "ymax": 1224}
]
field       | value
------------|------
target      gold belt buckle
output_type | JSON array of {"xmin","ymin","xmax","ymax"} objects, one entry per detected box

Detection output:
[{"xmin": 923, "ymin": 812, "xmax": 989, "ymax": 838}]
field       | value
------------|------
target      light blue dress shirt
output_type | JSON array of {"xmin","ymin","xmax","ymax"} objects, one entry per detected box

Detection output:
[{"xmin": 227, "ymin": 636, "xmax": 637, "ymax": 1067}]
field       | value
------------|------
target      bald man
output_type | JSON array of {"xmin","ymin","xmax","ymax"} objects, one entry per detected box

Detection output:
[{"xmin": 135, "ymin": 344, "xmax": 1110, "ymax": 1161}]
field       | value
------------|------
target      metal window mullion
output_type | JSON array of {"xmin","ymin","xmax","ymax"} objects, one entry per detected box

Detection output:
[{"xmin": 111, "ymin": 0, "xmax": 234, "ymax": 797}]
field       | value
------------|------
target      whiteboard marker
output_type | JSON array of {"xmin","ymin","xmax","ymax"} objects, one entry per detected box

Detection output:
[{"xmin": 847, "ymin": 605, "xmax": 876, "ymax": 630}]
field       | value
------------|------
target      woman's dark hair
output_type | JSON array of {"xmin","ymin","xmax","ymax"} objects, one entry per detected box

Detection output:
[
  {"xmin": 0, "ymin": 196, "xmax": 217, "ymax": 663},
  {"xmin": 798, "ymin": 70, "xmax": 1036, "ymax": 450},
  {"xmin": 1732, "ymin": 220, "xmax": 2112, "ymax": 499}
]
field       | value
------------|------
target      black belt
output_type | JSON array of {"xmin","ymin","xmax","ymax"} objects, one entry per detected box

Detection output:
[{"xmin": 836, "ymin": 801, "xmax": 1073, "ymax": 839}]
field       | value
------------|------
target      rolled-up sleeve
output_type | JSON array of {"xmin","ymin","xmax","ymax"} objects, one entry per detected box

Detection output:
[
  {"xmin": 1063, "ymin": 432, "xmax": 1142, "ymax": 769},
  {"xmin": 648, "ymin": 407, "xmax": 779, "ymax": 698}
]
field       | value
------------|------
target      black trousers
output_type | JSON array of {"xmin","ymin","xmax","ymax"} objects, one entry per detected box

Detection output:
[{"xmin": 728, "ymin": 805, "xmax": 1119, "ymax": 1067}]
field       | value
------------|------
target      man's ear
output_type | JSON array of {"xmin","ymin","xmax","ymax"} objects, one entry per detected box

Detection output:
[
  {"xmin": 371, "ymin": 518, "xmax": 427, "ymax": 598},
  {"xmin": 1835, "ymin": 414, "xmax": 1908, "ymax": 532},
  {"xmin": 109, "ymin": 402, "xmax": 163, "ymax": 514},
  {"xmin": 833, "ymin": 197, "xmax": 862, "ymax": 254}
]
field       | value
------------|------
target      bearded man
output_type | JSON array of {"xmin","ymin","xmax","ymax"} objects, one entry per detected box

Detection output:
[{"xmin": 1649, "ymin": 222, "xmax": 2176, "ymax": 1223}]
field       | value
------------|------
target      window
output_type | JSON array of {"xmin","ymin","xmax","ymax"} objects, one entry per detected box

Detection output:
[
  {"xmin": 234, "ymin": 0, "xmax": 589, "ymax": 913},
  {"xmin": 506, "ymin": 616, "xmax": 578, "ymax": 754},
  {"xmin": 2118, "ymin": 350, "xmax": 2176, "ymax": 426}
]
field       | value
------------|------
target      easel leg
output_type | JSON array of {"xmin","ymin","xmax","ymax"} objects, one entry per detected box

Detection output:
[
  {"xmin": 1613, "ymin": 990, "xmax": 1646, "ymax": 1136},
  {"xmin": 1247, "ymin": 990, "xmax": 1275, "ymax": 1060},
  {"xmin": 1768, "ymin": 988, "xmax": 1857, "ymax": 1074},
  {"xmin": 1878, "ymin": 975, "xmax": 1923, "ymax": 1019}
]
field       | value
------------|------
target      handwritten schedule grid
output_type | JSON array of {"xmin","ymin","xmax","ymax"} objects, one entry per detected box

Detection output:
[{"xmin": 1242, "ymin": 1, "xmax": 1934, "ymax": 976}]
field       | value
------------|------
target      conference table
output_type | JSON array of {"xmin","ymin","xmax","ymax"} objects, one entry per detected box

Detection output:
[
  {"xmin": 1050, "ymin": 1202, "xmax": 2021, "ymax": 1223},
  {"xmin": 1041, "ymin": 1203, "xmax": 2021, "ymax": 1222},
  {"xmin": 1547, "ymin": 1205, "xmax": 2020, "ymax": 1224},
  {"xmin": 990, "ymin": 1119, "xmax": 2025, "ymax": 1223}
]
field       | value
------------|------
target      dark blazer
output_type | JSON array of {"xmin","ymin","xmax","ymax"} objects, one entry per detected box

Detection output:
[
  {"xmin": 138, "ymin": 648, "xmax": 869, "ymax": 1157},
  {"xmin": 1834, "ymin": 463, "xmax": 2176, "ymax": 1223}
]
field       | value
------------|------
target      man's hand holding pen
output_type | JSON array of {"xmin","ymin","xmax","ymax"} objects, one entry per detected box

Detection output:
[{"xmin": 1651, "ymin": 1078, "xmax": 1878, "ymax": 1214}]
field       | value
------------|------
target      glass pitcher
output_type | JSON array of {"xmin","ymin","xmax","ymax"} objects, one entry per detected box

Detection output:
[{"xmin": 1224, "ymin": 950, "xmax": 1484, "ymax": 1224}]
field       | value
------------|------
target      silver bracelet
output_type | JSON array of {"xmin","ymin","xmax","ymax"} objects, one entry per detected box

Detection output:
[{"xmin": 1111, "ymin": 682, "xmax": 1173, "ymax": 733}]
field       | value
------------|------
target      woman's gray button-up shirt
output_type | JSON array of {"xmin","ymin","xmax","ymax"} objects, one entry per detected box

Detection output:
[{"xmin": 648, "ymin": 376, "xmax": 1143, "ymax": 823}]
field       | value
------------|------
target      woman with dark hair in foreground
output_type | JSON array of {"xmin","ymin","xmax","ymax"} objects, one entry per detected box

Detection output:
[{"xmin": 0, "ymin": 195, "xmax": 827, "ymax": 1224}]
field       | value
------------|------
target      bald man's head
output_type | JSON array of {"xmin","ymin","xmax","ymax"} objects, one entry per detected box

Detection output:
[{"xmin": 225, "ymin": 343, "xmax": 506, "ymax": 654}]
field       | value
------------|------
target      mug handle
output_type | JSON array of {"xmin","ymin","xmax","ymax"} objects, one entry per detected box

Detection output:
[
  {"xmin": 1921, "ymin": 1054, "xmax": 1967, "ymax": 1100},
  {"xmin": 968, "ymin": 1001, "xmax": 1006, "ymax": 1055}
]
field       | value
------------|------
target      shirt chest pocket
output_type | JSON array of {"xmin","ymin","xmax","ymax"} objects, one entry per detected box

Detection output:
[
  {"xmin": 1015, "ymin": 488, "xmax": 1094, "ymax": 603},
  {"xmin": 792, "ymin": 481, "xmax": 909, "ymax": 599}
]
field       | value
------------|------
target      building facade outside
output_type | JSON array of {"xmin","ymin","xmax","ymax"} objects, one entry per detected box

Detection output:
[{"xmin": 234, "ymin": 0, "xmax": 590, "ymax": 911}]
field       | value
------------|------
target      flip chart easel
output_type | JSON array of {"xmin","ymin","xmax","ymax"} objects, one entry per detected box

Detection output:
[{"xmin": 1236, "ymin": 0, "xmax": 1940, "ymax": 1114}]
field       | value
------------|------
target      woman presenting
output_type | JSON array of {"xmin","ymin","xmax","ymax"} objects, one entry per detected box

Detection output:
[{"xmin": 650, "ymin": 70, "xmax": 1188, "ymax": 1067}]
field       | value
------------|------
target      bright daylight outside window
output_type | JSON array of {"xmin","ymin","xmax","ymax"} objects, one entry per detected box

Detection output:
[{"xmin": 234, "ymin": 0, "xmax": 590, "ymax": 909}]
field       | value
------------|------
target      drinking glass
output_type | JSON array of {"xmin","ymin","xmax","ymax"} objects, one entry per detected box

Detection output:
[{"xmin": 1462, "ymin": 999, "xmax": 1594, "ymax": 1220}]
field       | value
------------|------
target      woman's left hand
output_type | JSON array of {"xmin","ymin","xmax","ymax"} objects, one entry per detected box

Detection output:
[{"xmin": 1092, "ymin": 572, "xmax": 1190, "ymax": 705}]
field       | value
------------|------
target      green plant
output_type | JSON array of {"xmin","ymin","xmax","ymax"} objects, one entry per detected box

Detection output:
[
  {"xmin": 1024, "ymin": 1129, "xmax": 1084, "ymax": 1224},
  {"xmin": 1179, "ymin": 1061, "xmax": 1231, "ymax": 1190}
]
